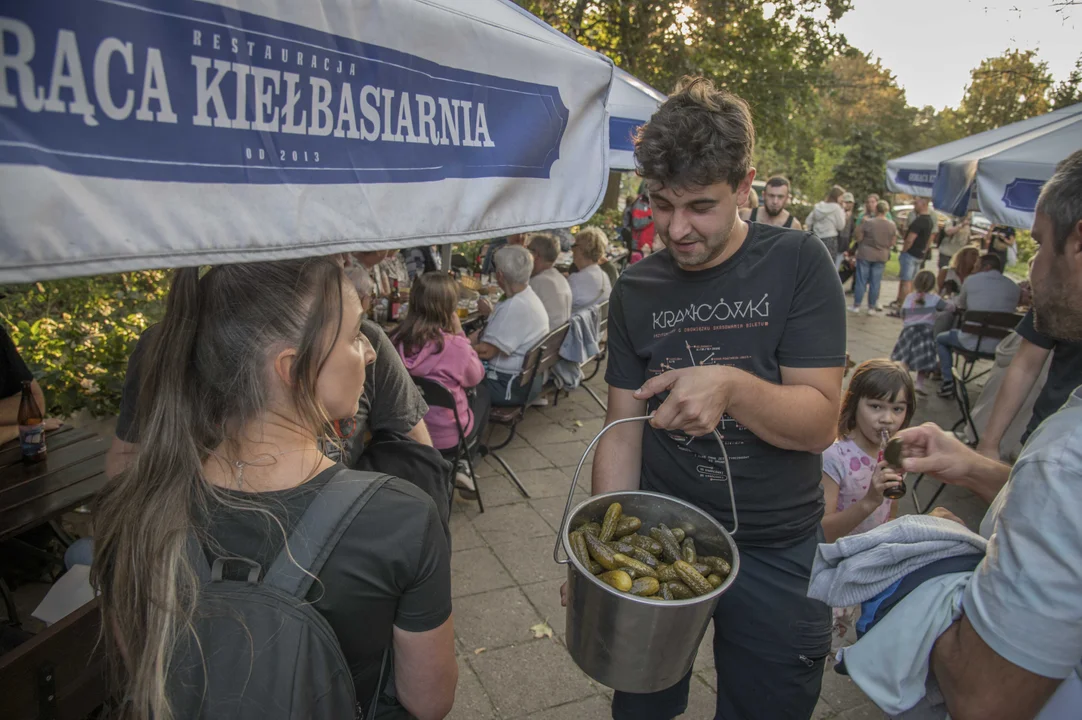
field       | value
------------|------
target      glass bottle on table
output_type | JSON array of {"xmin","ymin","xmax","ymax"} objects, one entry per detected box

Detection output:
[
  {"xmin": 18, "ymin": 380, "xmax": 47, "ymax": 463},
  {"xmin": 389, "ymin": 279, "xmax": 402, "ymax": 321}
]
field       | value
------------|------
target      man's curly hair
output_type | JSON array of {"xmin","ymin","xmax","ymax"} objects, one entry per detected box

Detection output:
[{"xmin": 634, "ymin": 77, "xmax": 754, "ymax": 191}]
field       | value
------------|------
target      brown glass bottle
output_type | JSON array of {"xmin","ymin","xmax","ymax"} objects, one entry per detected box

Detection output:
[
  {"xmin": 17, "ymin": 380, "xmax": 47, "ymax": 463},
  {"xmin": 389, "ymin": 280, "xmax": 402, "ymax": 321}
]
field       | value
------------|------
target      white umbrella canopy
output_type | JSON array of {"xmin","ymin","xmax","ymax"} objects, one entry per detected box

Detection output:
[
  {"xmin": 932, "ymin": 103, "xmax": 1082, "ymax": 219},
  {"xmin": 608, "ymin": 67, "xmax": 666, "ymax": 172},
  {"xmin": 885, "ymin": 102, "xmax": 1082, "ymax": 199},
  {"xmin": 974, "ymin": 116, "xmax": 1082, "ymax": 229},
  {"xmin": 0, "ymin": 0, "xmax": 614, "ymax": 283}
]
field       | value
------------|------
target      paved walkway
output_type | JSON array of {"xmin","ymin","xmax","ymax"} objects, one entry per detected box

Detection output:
[{"xmin": 448, "ymin": 280, "xmax": 989, "ymax": 719}]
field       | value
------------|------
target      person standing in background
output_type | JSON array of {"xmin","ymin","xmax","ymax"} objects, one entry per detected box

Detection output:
[
  {"xmin": 741, "ymin": 175, "xmax": 802, "ymax": 230},
  {"xmin": 937, "ymin": 214, "xmax": 972, "ymax": 293},
  {"xmin": 892, "ymin": 197, "xmax": 936, "ymax": 310},
  {"xmin": 806, "ymin": 185, "xmax": 848, "ymax": 268},
  {"xmin": 851, "ymin": 200, "xmax": 898, "ymax": 314}
]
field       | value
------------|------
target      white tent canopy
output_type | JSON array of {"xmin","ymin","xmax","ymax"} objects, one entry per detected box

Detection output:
[
  {"xmin": 972, "ymin": 115, "xmax": 1082, "ymax": 229},
  {"xmin": 932, "ymin": 103, "xmax": 1082, "ymax": 220},
  {"xmin": 607, "ymin": 67, "xmax": 666, "ymax": 171},
  {"xmin": 0, "ymin": 0, "xmax": 614, "ymax": 283},
  {"xmin": 885, "ymin": 103, "xmax": 1082, "ymax": 199}
]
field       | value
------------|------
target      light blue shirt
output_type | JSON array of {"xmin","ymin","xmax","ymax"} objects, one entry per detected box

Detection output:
[{"xmin": 965, "ymin": 385, "xmax": 1082, "ymax": 681}]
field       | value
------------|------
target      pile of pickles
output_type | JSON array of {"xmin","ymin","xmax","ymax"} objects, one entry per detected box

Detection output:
[{"xmin": 568, "ymin": 502, "xmax": 731, "ymax": 600}]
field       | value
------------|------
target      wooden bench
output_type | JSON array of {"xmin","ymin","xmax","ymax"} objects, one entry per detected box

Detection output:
[{"xmin": 0, "ymin": 598, "xmax": 110, "ymax": 720}]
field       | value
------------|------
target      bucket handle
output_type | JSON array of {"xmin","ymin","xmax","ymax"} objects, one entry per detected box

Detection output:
[{"xmin": 552, "ymin": 415, "xmax": 738, "ymax": 565}]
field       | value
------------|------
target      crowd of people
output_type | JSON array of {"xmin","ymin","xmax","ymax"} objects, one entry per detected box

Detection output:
[{"xmin": 3, "ymin": 72, "xmax": 1081, "ymax": 720}]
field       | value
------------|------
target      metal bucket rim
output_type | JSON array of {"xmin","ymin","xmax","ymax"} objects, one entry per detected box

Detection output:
[{"xmin": 562, "ymin": 490, "xmax": 741, "ymax": 607}]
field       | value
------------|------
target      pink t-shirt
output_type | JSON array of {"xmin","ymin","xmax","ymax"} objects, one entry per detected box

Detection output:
[
  {"xmin": 397, "ymin": 331, "xmax": 485, "ymax": 451},
  {"xmin": 822, "ymin": 437, "xmax": 892, "ymax": 535}
]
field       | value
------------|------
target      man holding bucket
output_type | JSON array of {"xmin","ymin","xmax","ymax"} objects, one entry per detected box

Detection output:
[{"xmin": 587, "ymin": 78, "xmax": 847, "ymax": 718}]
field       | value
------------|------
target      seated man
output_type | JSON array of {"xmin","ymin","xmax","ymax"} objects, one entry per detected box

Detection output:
[
  {"xmin": 1, "ymin": 323, "xmax": 59, "ymax": 445},
  {"xmin": 106, "ymin": 287, "xmax": 433, "ymax": 478},
  {"xmin": 527, "ymin": 233, "xmax": 573, "ymax": 331},
  {"xmin": 471, "ymin": 245, "xmax": 549, "ymax": 406},
  {"xmin": 935, "ymin": 253, "xmax": 1020, "ymax": 398},
  {"xmin": 896, "ymin": 152, "xmax": 1082, "ymax": 719},
  {"xmin": 567, "ymin": 227, "xmax": 612, "ymax": 312}
]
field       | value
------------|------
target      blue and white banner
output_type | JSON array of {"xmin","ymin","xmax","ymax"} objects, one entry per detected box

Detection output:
[
  {"xmin": 0, "ymin": 0, "xmax": 614, "ymax": 282},
  {"xmin": 975, "ymin": 114, "xmax": 1082, "ymax": 229},
  {"xmin": 607, "ymin": 67, "xmax": 665, "ymax": 172},
  {"xmin": 933, "ymin": 104, "xmax": 1082, "ymax": 222},
  {"xmin": 887, "ymin": 102, "xmax": 1082, "ymax": 203}
]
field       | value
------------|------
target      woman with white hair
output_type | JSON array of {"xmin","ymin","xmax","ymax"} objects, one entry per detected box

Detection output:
[
  {"xmin": 472, "ymin": 245, "xmax": 550, "ymax": 405},
  {"xmin": 568, "ymin": 227, "xmax": 613, "ymax": 312}
]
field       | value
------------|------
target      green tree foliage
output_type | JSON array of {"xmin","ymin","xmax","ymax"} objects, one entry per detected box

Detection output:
[
  {"xmin": 514, "ymin": 0, "xmax": 850, "ymax": 142},
  {"xmin": 1050, "ymin": 57, "xmax": 1082, "ymax": 110},
  {"xmin": 833, "ymin": 129, "xmax": 891, "ymax": 201},
  {"xmin": 0, "ymin": 272, "xmax": 169, "ymax": 417},
  {"xmin": 957, "ymin": 49, "xmax": 1053, "ymax": 135},
  {"xmin": 799, "ymin": 142, "xmax": 850, "ymax": 203}
]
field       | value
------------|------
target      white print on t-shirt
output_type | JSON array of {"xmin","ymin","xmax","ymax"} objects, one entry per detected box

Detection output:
[{"xmin": 652, "ymin": 293, "xmax": 770, "ymax": 329}]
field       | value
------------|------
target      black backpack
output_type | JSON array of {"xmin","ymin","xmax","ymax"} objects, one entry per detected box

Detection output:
[{"xmin": 168, "ymin": 469, "xmax": 391, "ymax": 719}]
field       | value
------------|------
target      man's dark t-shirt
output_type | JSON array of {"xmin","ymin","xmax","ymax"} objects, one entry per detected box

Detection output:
[
  {"xmin": 605, "ymin": 225, "xmax": 847, "ymax": 547},
  {"xmin": 904, "ymin": 213, "xmax": 935, "ymax": 259},
  {"xmin": 1, "ymin": 324, "xmax": 33, "ymax": 400},
  {"xmin": 116, "ymin": 322, "xmax": 428, "ymax": 467},
  {"xmin": 1015, "ymin": 309, "xmax": 1082, "ymax": 439},
  {"xmin": 200, "ymin": 466, "xmax": 451, "ymax": 710}
]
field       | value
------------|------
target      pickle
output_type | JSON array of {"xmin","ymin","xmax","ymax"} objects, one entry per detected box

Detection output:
[
  {"xmin": 656, "ymin": 563, "xmax": 678, "ymax": 583},
  {"xmin": 569, "ymin": 531, "xmax": 591, "ymax": 568},
  {"xmin": 630, "ymin": 576, "xmax": 660, "ymax": 597},
  {"xmin": 612, "ymin": 553, "xmax": 658, "ymax": 579},
  {"xmin": 681, "ymin": 537, "xmax": 697, "ymax": 564},
  {"xmin": 707, "ymin": 573, "xmax": 723, "ymax": 589},
  {"xmin": 609, "ymin": 540, "xmax": 637, "ymax": 556},
  {"xmin": 649, "ymin": 525, "xmax": 682, "ymax": 564},
  {"xmin": 629, "ymin": 547, "xmax": 659, "ymax": 568},
  {"xmin": 673, "ymin": 560, "xmax": 714, "ymax": 596},
  {"xmin": 700, "ymin": 555, "xmax": 732, "ymax": 577},
  {"xmin": 613, "ymin": 516, "xmax": 642, "ymax": 539},
  {"xmin": 624, "ymin": 534, "xmax": 664, "ymax": 556},
  {"xmin": 588, "ymin": 560, "xmax": 603, "ymax": 575},
  {"xmin": 884, "ymin": 437, "xmax": 904, "ymax": 467},
  {"xmin": 692, "ymin": 563, "xmax": 712, "ymax": 576},
  {"xmin": 598, "ymin": 570, "xmax": 633, "ymax": 593},
  {"xmin": 666, "ymin": 581, "xmax": 695, "ymax": 599},
  {"xmin": 671, "ymin": 528, "xmax": 686, "ymax": 543},
  {"xmin": 659, "ymin": 583, "xmax": 674, "ymax": 601},
  {"xmin": 580, "ymin": 522, "xmax": 601, "ymax": 537},
  {"xmin": 584, "ymin": 530, "xmax": 619, "ymax": 571},
  {"xmin": 599, "ymin": 502, "xmax": 623, "ymax": 542}
]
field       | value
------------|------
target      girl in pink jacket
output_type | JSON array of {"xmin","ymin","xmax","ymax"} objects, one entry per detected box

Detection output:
[{"xmin": 393, "ymin": 272, "xmax": 489, "ymax": 457}]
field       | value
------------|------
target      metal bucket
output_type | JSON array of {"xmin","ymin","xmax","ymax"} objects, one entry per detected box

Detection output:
[{"xmin": 553, "ymin": 417, "xmax": 741, "ymax": 694}]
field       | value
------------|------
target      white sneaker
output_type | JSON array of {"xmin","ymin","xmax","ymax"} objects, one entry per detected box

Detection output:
[
  {"xmin": 454, "ymin": 470, "xmax": 476, "ymax": 492},
  {"xmin": 874, "ymin": 305, "xmax": 884, "ymax": 311},
  {"xmin": 867, "ymin": 308, "xmax": 879, "ymax": 316},
  {"xmin": 847, "ymin": 306, "xmax": 861, "ymax": 313}
]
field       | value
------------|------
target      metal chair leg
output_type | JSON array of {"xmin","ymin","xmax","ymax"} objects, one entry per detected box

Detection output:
[
  {"xmin": 462, "ymin": 443, "xmax": 484, "ymax": 514},
  {"xmin": 486, "ymin": 451, "xmax": 531, "ymax": 498},
  {"xmin": 488, "ymin": 422, "xmax": 519, "ymax": 451},
  {"xmin": 911, "ymin": 473, "xmax": 947, "ymax": 515},
  {"xmin": 581, "ymin": 384, "xmax": 608, "ymax": 412}
]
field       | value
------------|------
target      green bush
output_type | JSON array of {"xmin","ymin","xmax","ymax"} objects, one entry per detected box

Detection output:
[
  {"xmin": 1014, "ymin": 229, "xmax": 1036, "ymax": 265},
  {"xmin": 0, "ymin": 271, "xmax": 170, "ymax": 418}
]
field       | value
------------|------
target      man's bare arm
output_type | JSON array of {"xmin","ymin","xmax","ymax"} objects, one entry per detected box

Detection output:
[
  {"xmin": 976, "ymin": 339, "xmax": 1050, "ymax": 459},
  {"xmin": 932, "ymin": 615, "xmax": 1060, "ymax": 720},
  {"xmin": 406, "ymin": 419, "xmax": 434, "ymax": 447},
  {"xmin": 591, "ymin": 387, "xmax": 646, "ymax": 495},
  {"xmin": 902, "ymin": 231, "xmax": 917, "ymax": 253}
]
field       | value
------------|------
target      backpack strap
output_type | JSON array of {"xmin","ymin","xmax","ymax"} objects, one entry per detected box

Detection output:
[
  {"xmin": 263, "ymin": 467, "xmax": 392, "ymax": 599},
  {"xmin": 749, "ymin": 206, "xmax": 758, "ymax": 222}
]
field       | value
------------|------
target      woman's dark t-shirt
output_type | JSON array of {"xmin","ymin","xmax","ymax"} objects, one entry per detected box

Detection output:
[{"xmin": 199, "ymin": 465, "xmax": 452, "ymax": 706}]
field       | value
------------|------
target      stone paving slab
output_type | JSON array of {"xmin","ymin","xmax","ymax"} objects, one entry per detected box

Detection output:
[{"xmin": 469, "ymin": 639, "xmax": 597, "ymax": 718}]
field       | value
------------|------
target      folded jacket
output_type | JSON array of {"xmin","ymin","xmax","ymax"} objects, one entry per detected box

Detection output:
[{"xmin": 808, "ymin": 514, "xmax": 986, "ymax": 607}]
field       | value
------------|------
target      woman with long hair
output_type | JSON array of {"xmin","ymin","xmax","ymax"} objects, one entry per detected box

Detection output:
[
  {"xmin": 91, "ymin": 259, "xmax": 456, "ymax": 720},
  {"xmin": 392, "ymin": 272, "xmax": 489, "ymax": 496}
]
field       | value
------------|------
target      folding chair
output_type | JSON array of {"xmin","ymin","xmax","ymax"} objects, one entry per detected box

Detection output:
[
  {"xmin": 485, "ymin": 324, "xmax": 571, "ymax": 496},
  {"xmin": 411, "ymin": 377, "xmax": 486, "ymax": 513},
  {"xmin": 912, "ymin": 368, "xmax": 979, "ymax": 514},
  {"xmin": 581, "ymin": 300, "xmax": 609, "ymax": 384},
  {"xmin": 951, "ymin": 310, "xmax": 1022, "ymax": 386}
]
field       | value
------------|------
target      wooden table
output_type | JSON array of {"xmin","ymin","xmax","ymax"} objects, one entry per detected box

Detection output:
[{"xmin": 0, "ymin": 426, "xmax": 107, "ymax": 543}]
